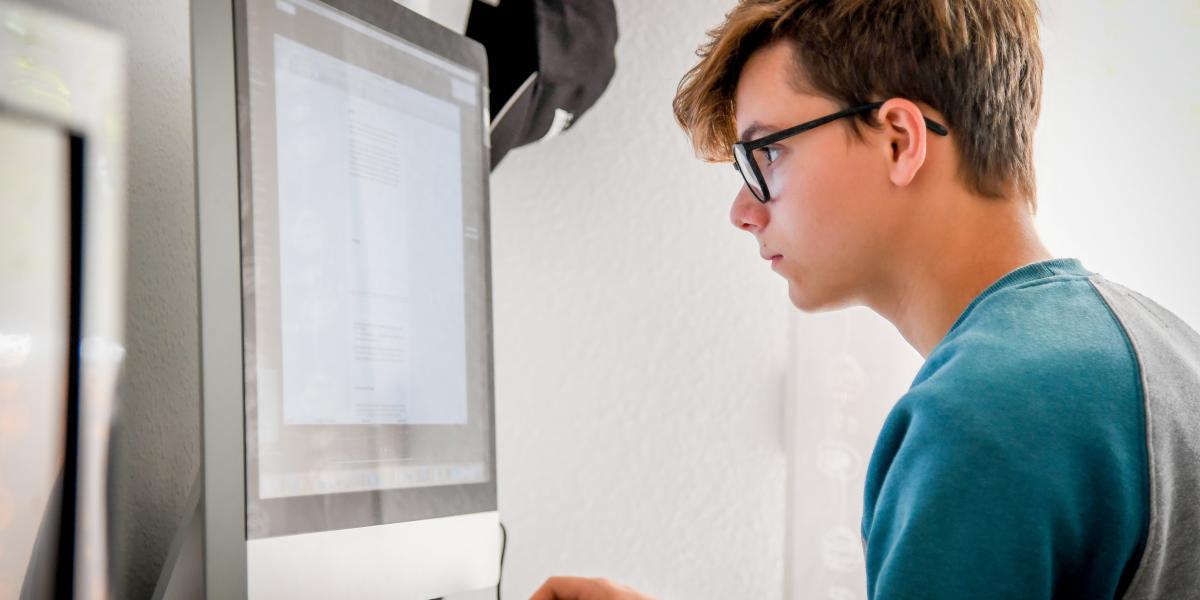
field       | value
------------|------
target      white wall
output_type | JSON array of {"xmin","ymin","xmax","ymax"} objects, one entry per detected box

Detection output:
[
  {"xmin": 1037, "ymin": 0, "xmax": 1200, "ymax": 323},
  {"xmin": 785, "ymin": 2, "xmax": 1200, "ymax": 599}
]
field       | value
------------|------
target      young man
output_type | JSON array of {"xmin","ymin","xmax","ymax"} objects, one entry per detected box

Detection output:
[{"xmin": 531, "ymin": 1, "xmax": 1200, "ymax": 599}]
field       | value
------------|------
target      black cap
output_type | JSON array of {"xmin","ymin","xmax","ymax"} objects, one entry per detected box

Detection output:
[{"xmin": 466, "ymin": 0, "xmax": 619, "ymax": 169}]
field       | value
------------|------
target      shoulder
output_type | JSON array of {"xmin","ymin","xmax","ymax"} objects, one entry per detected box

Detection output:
[
  {"xmin": 862, "ymin": 272, "xmax": 1151, "ymax": 597},
  {"xmin": 947, "ymin": 274, "xmax": 1132, "ymax": 365},
  {"xmin": 909, "ymin": 273, "xmax": 1142, "ymax": 421},
  {"xmin": 866, "ymin": 273, "xmax": 1147, "ymax": 517}
]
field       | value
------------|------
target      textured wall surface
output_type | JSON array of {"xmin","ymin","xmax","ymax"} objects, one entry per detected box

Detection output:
[{"xmin": 29, "ymin": 0, "xmax": 200, "ymax": 598}]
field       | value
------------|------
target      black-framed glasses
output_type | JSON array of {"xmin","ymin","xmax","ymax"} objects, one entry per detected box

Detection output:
[{"xmin": 732, "ymin": 102, "xmax": 949, "ymax": 203}]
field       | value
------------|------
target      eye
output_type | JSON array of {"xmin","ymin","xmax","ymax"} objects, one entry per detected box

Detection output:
[{"xmin": 757, "ymin": 145, "xmax": 782, "ymax": 166}]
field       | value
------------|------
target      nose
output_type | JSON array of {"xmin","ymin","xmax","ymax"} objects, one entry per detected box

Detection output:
[{"xmin": 730, "ymin": 185, "xmax": 769, "ymax": 233}]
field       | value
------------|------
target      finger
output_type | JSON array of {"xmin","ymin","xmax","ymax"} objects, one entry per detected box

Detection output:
[{"xmin": 528, "ymin": 576, "xmax": 598, "ymax": 600}]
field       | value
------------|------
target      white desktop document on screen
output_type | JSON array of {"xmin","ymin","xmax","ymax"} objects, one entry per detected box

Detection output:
[
  {"xmin": 273, "ymin": 33, "xmax": 468, "ymax": 428},
  {"xmin": 191, "ymin": 0, "xmax": 499, "ymax": 598}
]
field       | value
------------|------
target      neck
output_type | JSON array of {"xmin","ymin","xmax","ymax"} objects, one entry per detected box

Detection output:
[{"xmin": 867, "ymin": 191, "xmax": 1053, "ymax": 358}]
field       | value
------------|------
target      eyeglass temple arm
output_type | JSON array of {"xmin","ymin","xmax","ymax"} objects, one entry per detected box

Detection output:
[
  {"xmin": 923, "ymin": 117, "xmax": 949, "ymax": 136},
  {"xmin": 749, "ymin": 103, "xmax": 949, "ymax": 149}
]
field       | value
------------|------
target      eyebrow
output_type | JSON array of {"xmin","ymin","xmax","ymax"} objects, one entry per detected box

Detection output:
[{"xmin": 738, "ymin": 122, "xmax": 778, "ymax": 143}]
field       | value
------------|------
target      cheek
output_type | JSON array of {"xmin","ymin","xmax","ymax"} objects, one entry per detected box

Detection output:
[
  {"xmin": 810, "ymin": 148, "xmax": 888, "ymax": 242},
  {"xmin": 771, "ymin": 149, "xmax": 885, "ymax": 278},
  {"xmin": 770, "ymin": 164, "xmax": 847, "ymax": 253}
]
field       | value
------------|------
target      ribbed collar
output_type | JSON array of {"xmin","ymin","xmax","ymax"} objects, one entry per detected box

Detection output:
[{"xmin": 945, "ymin": 258, "xmax": 1091, "ymax": 336}]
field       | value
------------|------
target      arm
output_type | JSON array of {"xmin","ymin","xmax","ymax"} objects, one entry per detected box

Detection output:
[{"xmin": 864, "ymin": 402, "xmax": 1063, "ymax": 599}]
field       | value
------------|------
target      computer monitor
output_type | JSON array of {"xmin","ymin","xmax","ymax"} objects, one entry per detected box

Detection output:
[
  {"xmin": 0, "ymin": 109, "xmax": 85, "ymax": 600},
  {"xmin": 0, "ymin": 6, "xmax": 126, "ymax": 598},
  {"xmin": 192, "ymin": 0, "xmax": 498, "ymax": 598}
]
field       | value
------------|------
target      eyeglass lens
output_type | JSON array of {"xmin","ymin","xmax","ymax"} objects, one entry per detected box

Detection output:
[{"xmin": 734, "ymin": 145, "xmax": 766, "ymax": 202}]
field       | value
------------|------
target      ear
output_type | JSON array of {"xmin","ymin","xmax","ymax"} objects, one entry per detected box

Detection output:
[{"xmin": 876, "ymin": 98, "xmax": 929, "ymax": 188}]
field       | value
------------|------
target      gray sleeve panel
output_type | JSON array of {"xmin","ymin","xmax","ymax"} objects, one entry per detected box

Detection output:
[{"xmin": 1088, "ymin": 275, "xmax": 1200, "ymax": 600}]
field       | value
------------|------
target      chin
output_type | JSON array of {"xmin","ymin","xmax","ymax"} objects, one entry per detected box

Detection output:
[
  {"xmin": 787, "ymin": 281, "xmax": 825, "ymax": 312},
  {"xmin": 787, "ymin": 280, "xmax": 851, "ymax": 313}
]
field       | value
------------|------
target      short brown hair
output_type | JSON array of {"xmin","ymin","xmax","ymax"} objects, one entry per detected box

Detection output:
[{"xmin": 673, "ymin": 0, "xmax": 1043, "ymax": 206}]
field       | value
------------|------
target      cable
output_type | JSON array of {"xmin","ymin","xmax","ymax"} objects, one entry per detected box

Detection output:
[
  {"xmin": 429, "ymin": 520, "xmax": 506, "ymax": 600},
  {"xmin": 496, "ymin": 521, "xmax": 508, "ymax": 600}
]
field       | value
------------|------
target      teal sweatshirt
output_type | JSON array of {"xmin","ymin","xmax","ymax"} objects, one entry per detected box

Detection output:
[{"xmin": 861, "ymin": 258, "xmax": 1200, "ymax": 599}]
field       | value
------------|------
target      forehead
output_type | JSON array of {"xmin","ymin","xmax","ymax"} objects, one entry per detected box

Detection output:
[{"xmin": 733, "ymin": 43, "xmax": 825, "ymax": 138}]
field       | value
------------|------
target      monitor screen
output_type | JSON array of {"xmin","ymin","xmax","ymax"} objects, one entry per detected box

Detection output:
[{"xmin": 238, "ymin": 0, "xmax": 494, "ymax": 539}]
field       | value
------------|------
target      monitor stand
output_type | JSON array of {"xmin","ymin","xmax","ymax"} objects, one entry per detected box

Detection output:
[{"xmin": 151, "ymin": 475, "xmax": 467, "ymax": 600}]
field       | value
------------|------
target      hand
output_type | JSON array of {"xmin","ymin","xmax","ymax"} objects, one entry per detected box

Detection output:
[{"xmin": 529, "ymin": 576, "xmax": 656, "ymax": 600}]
